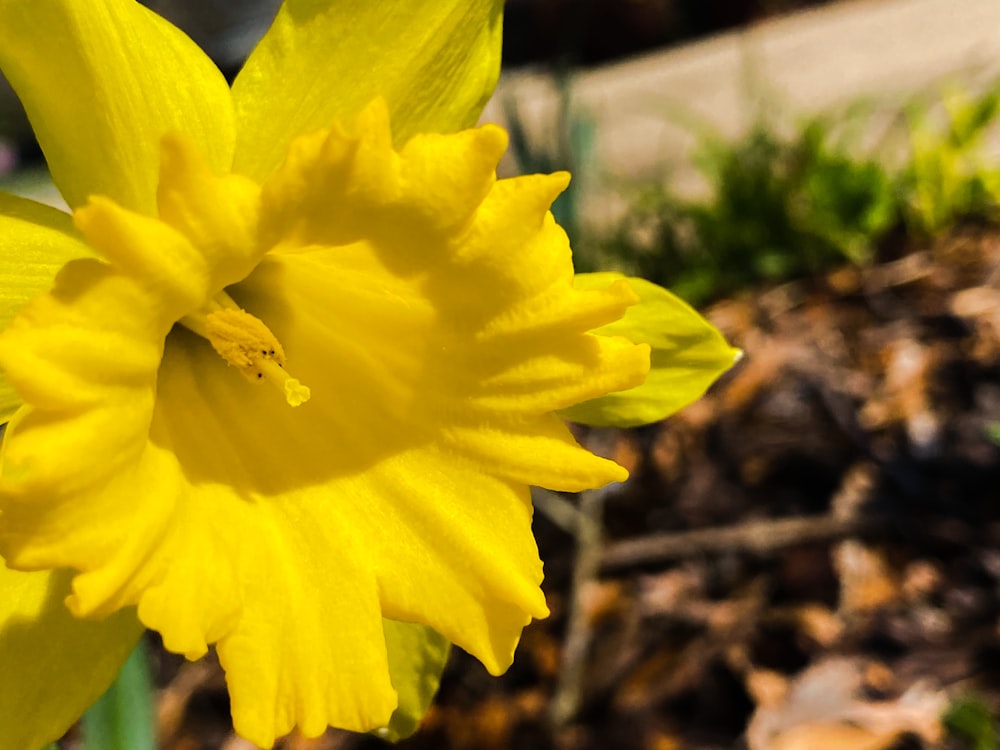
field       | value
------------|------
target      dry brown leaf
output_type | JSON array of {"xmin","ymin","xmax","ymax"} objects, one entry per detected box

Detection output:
[
  {"xmin": 746, "ymin": 658, "xmax": 947, "ymax": 750},
  {"xmin": 717, "ymin": 335, "xmax": 794, "ymax": 414},
  {"xmin": 612, "ymin": 432, "xmax": 642, "ymax": 475},
  {"xmin": 902, "ymin": 559, "xmax": 945, "ymax": 603},
  {"xmin": 861, "ymin": 339, "xmax": 929, "ymax": 422},
  {"xmin": 636, "ymin": 569, "xmax": 700, "ymax": 616},
  {"xmin": 835, "ymin": 540, "xmax": 898, "ymax": 614},
  {"xmin": 746, "ymin": 669, "xmax": 789, "ymax": 710},
  {"xmin": 706, "ymin": 297, "xmax": 757, "ymax": 342},
  {"xmin": 830, "ymin": 462, "xmax": 878, "ymax": 520},
  {"xmin": 280, "ymin": 734, "xmax": 321, "ymax": 750},
  {"xmin": 646, "ymin": 731, "xmax": 682, "ymax": 750},
  {"xmin": 769, "ymin": 721, "xmax": 900, "ymax": 750},
  {"xmin": 950, "ymin": 286, "xmax": 1000, "ymax": 362},
  {"xmin": 951, "ymin": 286, "xmax": 1000, "ymax": 321},
  {"xmin": 580, "ymin": 579, "xmax": 626, "ymax": 625},
  {"xmin": 220, "ymin": 737, "xmax": 259, "ymax": 750},
  {"xmin": 794, "ymin": 604, "xmax": 843, "ymax": 648}
]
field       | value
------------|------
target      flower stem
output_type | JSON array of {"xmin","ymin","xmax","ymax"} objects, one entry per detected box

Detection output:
[{"xmin": 81, "ymin": 638, "xmax": 155, "ymax": 750}]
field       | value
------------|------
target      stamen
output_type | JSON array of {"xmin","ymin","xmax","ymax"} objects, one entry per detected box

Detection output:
[{"xmin": 180, "ymin": 297, "xmax": 311, "ymax": 407}]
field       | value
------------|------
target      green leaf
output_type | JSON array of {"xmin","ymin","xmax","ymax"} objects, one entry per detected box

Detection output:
[
  {"xmin": 379, "ymin": 619, "xmax": 451, "ymax": 742},
  {"xmin": 562, "ymin": 273, "xmax": 740, "ymax": 427},
  {"xmin": 81, "ymin": 639, "xmax": 155, "ymax": 750}
]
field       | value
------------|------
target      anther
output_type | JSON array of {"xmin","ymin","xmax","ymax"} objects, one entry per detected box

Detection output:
[{"xmin": 181, "ymin": 301, "xmax": 311, "ymax": 407}]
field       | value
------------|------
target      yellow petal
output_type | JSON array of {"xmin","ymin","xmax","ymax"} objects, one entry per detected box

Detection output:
[
  {"xmin": 155, "ymin": 134, "xmax": 262, "ymax": 288},
  {"xmin": 259, "ymin": 99, "xmax": 506, "ymax": 249},
  {"xmin": 0, "ymin": 0, "xmax": 235, "ymax": 213},
  {"xmin": 212, "ymin": 492, "xmax": 396, "ymax": 747},
  {"xmin": 0, "ymin": 192, "xmax": 92, "ymax": 422},
  {"xmin": 149, "ymin": 332, "xmax": 544, "ymax": 731},
  {"xmin": 144, "ymin": 384, "xmax": 398, "ymax": 745},
  {"xmin": 0, "ymin": 565, "xmax": 142, "ymax": 750},
  {"xmin": 360, "ymin": 449, "xmax": 550, "ymax": 676},
  {"xmin": 0, "ymin": 272, "xmax": 163, "ymax": 626},
  {"xmin": 562, "ymin": 273, "xmax": 740, "ymax": 427},
  {"xmin": 72, "ymin": 136, "xmax": 263, "ymax": 316},
  {"xmin": 8, "ymin": 314, "xmax": 398, "ymax": 747},
  {"xmin": 237, "ymin": 247, "xmax": 640, "ymax": 496},
  {"xmin": 232, "ymin": 0, "xmax": 504, "ymax": 180},
  {"xmin": 0, "ymin": 193, "xmax": 255, "ymax": 626}
]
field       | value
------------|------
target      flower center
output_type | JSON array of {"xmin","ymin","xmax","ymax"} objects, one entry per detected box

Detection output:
[{"xmin": 180, "ymin": 292, "xmax": 311, "ymax": 407}]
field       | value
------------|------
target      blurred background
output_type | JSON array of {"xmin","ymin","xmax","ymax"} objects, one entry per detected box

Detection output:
[
  {"xmin": 10, "ymin": 1, "xmax": 1000, "ymax": 748},
  {"xmin": 0, "ymin": 0, "xmax": 843, "ymax": 170}
]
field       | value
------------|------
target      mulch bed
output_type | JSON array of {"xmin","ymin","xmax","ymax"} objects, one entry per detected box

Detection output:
[{"xmin": 154, "ymin": 222, "xmax": 1000, "ymax": 750}]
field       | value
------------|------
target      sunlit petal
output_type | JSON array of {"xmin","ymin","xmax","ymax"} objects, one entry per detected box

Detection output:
[
  {"xmin": 0, "ymin": 0, "xmax": 235, "ymax": 213},
  {"xmin": 232, "ymin": 0, "xmax": 503, "ymax": 180},
  {"xmin": 0, "ymin": 193, "xmax": 91, "ymax": 421},
  {"xmin": 0, "ymin": 565, "xmax": 142, "ymax": 750}
]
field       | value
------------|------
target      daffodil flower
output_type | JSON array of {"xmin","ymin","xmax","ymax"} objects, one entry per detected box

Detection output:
[{"xmin": 0, "ymin": 1, "xmax": 737, "ymax": 748}]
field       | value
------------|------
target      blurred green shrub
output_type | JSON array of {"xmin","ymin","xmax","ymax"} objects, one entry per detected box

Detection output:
[
  {"xmin": 592, "ymin": 113, "xmax": 898, "ymax": 305},
  {"xmin": 903, "ymin": 84, "xmax": 1000, "ymax": 235},
  {"xmin": 945, "ymin": 694, "xmax": 1000, "ymax": 750}
]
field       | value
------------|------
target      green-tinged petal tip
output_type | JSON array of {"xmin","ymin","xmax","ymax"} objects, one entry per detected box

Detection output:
[
  {"xmin": 562, "ymin": 273, "xmax": 739, "ymax": 428},
  {"xmin": 379, "ymin": 620, "xmax": 451, "ymax": 742}
]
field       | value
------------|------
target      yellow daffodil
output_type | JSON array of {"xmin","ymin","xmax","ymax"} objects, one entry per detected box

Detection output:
[{"xmin": 0, "ymin": 1, "xmax": 736, "ymax": 748}]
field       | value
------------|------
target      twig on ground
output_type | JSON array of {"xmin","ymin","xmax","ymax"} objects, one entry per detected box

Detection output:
[
  {"xmin": 599, "ymin": 514, "xmax": 889, "ymax": 575},
  {"xmin": 532, "ymin": 487, "xmax": 583, "ymax": 535},
  {"xmin": 549, "ymin": 485, "xmax": 612, "ymax": 729}
]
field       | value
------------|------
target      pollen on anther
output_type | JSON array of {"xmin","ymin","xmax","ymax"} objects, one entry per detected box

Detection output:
[
  {"xmin": 205, "ymin": 308, "xmax": 287, "ymax": 377},
  {"xmin": 201, "ymin": 307, "xmax": 311, "ymax": 407}
]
